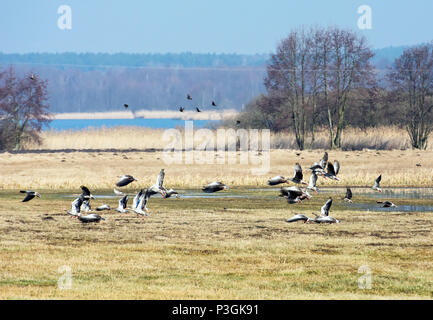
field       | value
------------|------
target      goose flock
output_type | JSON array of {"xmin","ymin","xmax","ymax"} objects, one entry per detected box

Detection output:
[{"xmin": 20, "ymin": 151, "xmax": 392, "ymax": 225}]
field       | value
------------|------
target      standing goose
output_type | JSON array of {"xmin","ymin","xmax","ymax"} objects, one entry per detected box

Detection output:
[
  {"xmin": 324, "ymin": 161, "xmax": 341, "ymax": 181},
  {"xmin": 115, "ymin": 195, "xmax": 129, "ymax": 213},
  {"xmin": 116, "ymin": 175, "xmax": 137, "ymax": 187},
  {"xmin": 306, "ymin": 172, "xmax": 318, "ymax": 193},
  {"xmin": 372, "ymin": 175, "xmax": 382, "ymax": 192},
  {"xmin": 289, "ymin": 163, "xmax": 307, "ymax": 185},
  {"xmin": 202, "ymin": 181, "xmax": 229, "ymax": 193},
  {"xmin": 20, "ymin": 190, "xmax": 41, "ymax": 202},
  {"xmin": 267, "ymin": 176, "xmax": 287, "ymax": 186},
  {"xmin": 377, "ymin": 201, "xmax": 397, "ymax": 208},
  {"xmin": 343, "ymin": 188, "xmax": 353, "ymax": 203}
]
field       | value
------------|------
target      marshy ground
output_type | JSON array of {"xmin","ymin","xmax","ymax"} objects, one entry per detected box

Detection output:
[{"xmin": 0, "ymin": 148, "xmax": 432, "ymax": 299}]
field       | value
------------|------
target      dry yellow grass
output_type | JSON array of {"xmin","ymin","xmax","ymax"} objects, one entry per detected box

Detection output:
[{"xmin": 0, "ymin": 192, "xmax": 432, "ymax": 299}]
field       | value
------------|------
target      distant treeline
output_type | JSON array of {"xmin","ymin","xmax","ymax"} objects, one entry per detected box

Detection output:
[
  {"xmin": 0, "ymin": 52, "xmax": 269, "ymax": 68},
  {"xmin": 0, "ymin": 47, "xmax": 407, "ymax": 114}
]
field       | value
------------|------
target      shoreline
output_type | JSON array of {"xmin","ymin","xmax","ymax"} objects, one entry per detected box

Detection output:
[{"xmin": 53, "ymin": 109, "xmax": 238, "ymax": 120}]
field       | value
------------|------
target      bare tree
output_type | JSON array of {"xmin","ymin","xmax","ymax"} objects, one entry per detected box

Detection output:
[
  {"xmin": 0, "ymin": 66, "xmax": 52, "ymax": 150},
  {"xmin": 388, "ymin": 44, "xmax": 433, "ymax": 149}
]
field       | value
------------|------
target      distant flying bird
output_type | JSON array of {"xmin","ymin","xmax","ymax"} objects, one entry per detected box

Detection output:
[
  {"xmin": 416, "ymin": 163, "xmax": 422, "ymax": 167},
  {"xmin": 289, "ymin": 163, "xmax": 307, "ymax": 185},
  {"xmin": 187, "ymin": 94, "xmax": 192, "ymax": 100},
  {"xmin": 377, "ymin": 201, "xmax": 397, "ymax": 208},
  {"xmin": 267, "ymin": 176, "xmax": 287, "ymax": 186},
  {"xmin": 29, "ymin": 74, "xmax": 35, "ymax": 80},
  {"xmin": 196, "ymin": 107, "xmax": 201, "ymax": 112},
  {"xmin": 236, "ymin": 120, "xmax": 241, "ymax": 125},
  {"xmin": 116, "ymin": 175, "xmax": 137, "ymax": 187},
  {"xmin": 343, "ymin": 188, "xmax": 353, "ymax": 203},
  {"xmin": 20, "ymin": 190, "xmax": 40, "ymax": 202},
  {"xmin": 124, "ymin": 104, "xmax": 129, "ymax": 109},
  {"xmin": 202, "ymin": 181, "xmax": 229, "ymax": 193},
  {"xmin": 372, "ymin": 175, "xmax": 382, "ymax": 192},
  {"xmin": 179, "ymin": 107, "xmax": 184, "ymax": 112},
  {"xmin": 212, "ymin": 101, "xmax": 217, "ymax": 107}
]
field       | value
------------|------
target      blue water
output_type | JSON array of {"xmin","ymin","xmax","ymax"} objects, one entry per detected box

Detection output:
[{"xmin": 45, "ymin": 118, "xmax": 215, "ymax": 130}]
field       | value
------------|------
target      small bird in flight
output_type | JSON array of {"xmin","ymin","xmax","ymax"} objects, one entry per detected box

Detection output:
[
  {"xmin": 196, "ymin": 107, "xmax": 201, "ymax": 112},
  {"xmin": 124, "ymin": 104, "xmax": 129, "ymax": 109},
  {"xmin": 29, "ymin": 74, "xmax": 35, "ymax": 80},
  {"xmin": 187, "ymin": 94, "xmax": 192, "ymax": 100},
  {"xmin": 212, "ymin": 101, "xmax": 217, "ymax": 107},
  {"xmin": 179, "ymin": 107, "xmax": 184, "ymax": 112}
]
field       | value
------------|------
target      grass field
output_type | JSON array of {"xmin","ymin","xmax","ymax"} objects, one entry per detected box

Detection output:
[
  {"xmin": 1, "ymin": 128, "xmax": 432, "ymax": 299},
  {"xmin": 0, "ymin": 189, "xmax": 432, "ymax": 299}
]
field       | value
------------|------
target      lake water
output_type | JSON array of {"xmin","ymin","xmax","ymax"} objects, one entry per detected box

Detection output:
[{"xmin": 46, "ymin": 118, "xmax": 216, "ymax": 130}]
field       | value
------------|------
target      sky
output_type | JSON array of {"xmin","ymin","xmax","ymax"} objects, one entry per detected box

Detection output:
[{"xmin": 1, "ymin": 0, "xmax": 432, "ymax": 54}]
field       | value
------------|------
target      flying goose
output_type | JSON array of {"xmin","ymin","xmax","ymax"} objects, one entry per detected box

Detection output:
[
  {"xmin": 116, "ymin": 175, "xmax": 137, "ymax": 187},
  {"xmin": 313, "ymin": 197, "xmax": 340, "ymax": 223},
  {"xmin": 280, "ymin": 186, "xmax": 311, "ymax": 204},
  {"xmin": 20, "ymin": 190, "xmax": 41, "ymax": 202},
  {"xmin": 163, "ymin": 189, "xmax": 179, "ymax": 199},
  {"xmin": 80, "ymin": 185, "xmax": 95, "ymax": 200},
  {"xmin": 212, "ymin": 101, "xmax": 217, "ymax": 107},
  {"xmin": 96, "ymin": 204, "xmax": 111, "ymax": 211},
  {"xmin": 113, "ymin": 188, "xmax": 124, "ymax": 196},
  {"xmin": 289, "ymin": 163, "xmax": 307, "ymax": 185},
  {"xmin": 77, "ymin": 213, "xmax": 105, "ymax": 223},
  {"xmin": 124, "ymin": 104, "xmax": 129, "ymax": 109},
  {"xmin": 286, "ymin": 214, "xmax": 313, "ymax": 223},
  {"xmin": 132, "ymin": 189, "xmax": 144, "ymax": 210},
  {"xmin": 196, "ymin": 107, "xmax": 201, "ymax": 112},
  {"xmin": 148, "ymin": 169, "xmax": 167, "ymax": 197},
  {"xmin": 133, "ymin": 189, "xmax": 151, "ymax": 217},
  {"xmin": 67, "ymin": 197, "xmax": 83, "ymax": 217},
  {"xmin": 310, "ymin": 152, "xmax": 328, "ymax": 176},
  {"xmin": 377, "ymin": 201, "xmax": 397, "ymax": 208},
  {"xmin": 324, "ymin": 161, "xmax": 341, "ymax": 180},
  {"xmin": 202, "ymin": 181, "xmax": 229, "ymax": 193},
  {"xmin": 81, "ymin": 199, "xmax": 92, "ymax": 212},
  {"xmin": 306, "ymin": 172, "xmax": 318, "ymax": 193},
  {"xmin": 187, "ymin": 94, "xmax": 192, "ymax": 100},
  {"xmin": 372, "ymin": 175, "xmax": 382, "ymax": 192},
  {"xmin": 267, "ymin": 176, "xmax": 287, "ymax": 186},
  {"xmin": 179, "ymin": 106, "xmax": 184, "ymax": 112},
  {"xmin": 115, "ymin": 195, "xmax": 129, "ymax": 213},
  {"xmin": 343, "ymin": 188, "xmax": 353, "ymax": 203}
]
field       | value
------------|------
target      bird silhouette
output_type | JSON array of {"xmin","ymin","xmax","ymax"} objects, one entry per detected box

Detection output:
[{"xmin": 187, "ymin": 94, "xmax": 192, "ymax": 100}]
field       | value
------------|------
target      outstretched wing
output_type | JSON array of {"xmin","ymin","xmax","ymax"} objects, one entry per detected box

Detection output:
[
  {"xmin": 327, "ymin": 162, "xmax": 336, "ymax": 176},
  {"xmin": 373, "ymin": 175, "xmax": 382, "ymax": 188},
  {"xmin": 308, "ymin": 172, "xmax": 317, "ymax": 188},
  {"xmin": 320, "ymin": 198, "xmax": 333, "ymax": 216},
  {"xmin": 80, "ymin": 185, "xmax": 91, "ymax": 196},
  {"xmin": 156, "ymin": 169, "xmax": 165, "ymax": 188},
  {"xmin": 21, "ymin": 193, "xmax": 34, "ymax": 202},
  {"xmin": 286, "ymin": 214, "xmax": 309, "ymax": 223},
  {"xmin": 333, "ymin": 161, "xmax": 340, "ymax": 175}
]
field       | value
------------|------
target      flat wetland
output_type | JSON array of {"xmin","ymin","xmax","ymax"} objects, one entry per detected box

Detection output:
[{"xmin": 0, "ymin": 148, "xmax": 432, "ymax": 299}]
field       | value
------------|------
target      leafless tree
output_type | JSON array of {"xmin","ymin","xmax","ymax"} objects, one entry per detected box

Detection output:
[
  {"xmin": 0, "ymin": 66, "xmax": 52, "ymax": 150},
  {"xmin": 388, "ymin": 44, "xmax": 433, "ymax": 149}
]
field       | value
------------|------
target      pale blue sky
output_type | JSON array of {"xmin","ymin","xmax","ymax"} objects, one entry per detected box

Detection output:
[{"xmin": 1, "ymin": 0, "xmax": 432, "ymax": 53}]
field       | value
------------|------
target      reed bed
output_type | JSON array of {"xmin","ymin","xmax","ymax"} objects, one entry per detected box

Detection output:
[{"xmin": 25, "ymin": 126, "xmax": 416, "ymax": 151}]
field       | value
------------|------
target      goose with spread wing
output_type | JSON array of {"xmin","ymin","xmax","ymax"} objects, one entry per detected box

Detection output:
[
  {"xmin": 148, "ymin": 169, "xmax": 167, "ymax": 197},
  {"xmin": 324, "ymin": 161, "xmax": 341, "ymax": 181},
  {"xmin": 67, "ymin": 197, "xmax": 82, "ymax": 217},
  {"xmin": 115, "ymin": 195, "xmax": 129, "ymax": 213},
  {"xmin": 312, "ymin": 197, "xmax": 340, "ymax": 223},
  {"xmin": 289, "ymin": 163, "xmax": 307, "ymax": 185},
  {"xmin": 343, "ymin": 188, "xmax": 353, "ymax": 203},
  {"xmin": 306, "ymin": 172, "xmax": 318, "ymax": 193},
  {"xmin": 372, "ymin": 175, "xmax": 382, "ymax": 192},
  {"xmin": 20, "ymin": 190, "xmax": 41, "ymax": 202},
  {"xmin": 280, "ymin": 186, "xmax": 311, "ymax": 204},
  {"xmin": 116, "ymin": 175, "xmax": 137, "ymax": 187},
  {"xmin": 310, "ymin": 152, "xmax": 328, "ymax": 176},
  {"xmin": 202, "ymin": 181, "xmax": 229, "ymax": 193},
  {"xmin": 377, "ymin": 200, "xmax": 397, "ymax": 208}
]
